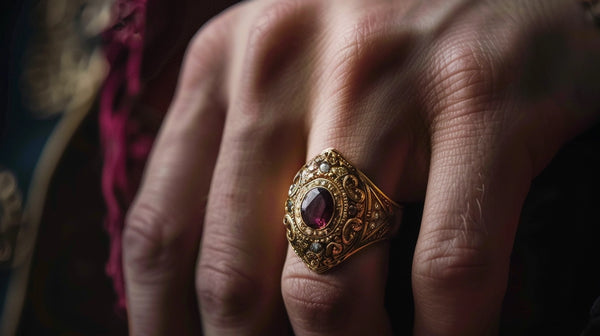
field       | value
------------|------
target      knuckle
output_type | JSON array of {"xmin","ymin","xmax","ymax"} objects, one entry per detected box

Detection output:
[
  {"xmin": 340, "ymin": 4, "xmax": 399, "ymax": 63},
  {"xmin": 196, "ymin": 260, "xmax": 261, "ymax": 325},
  {"xmin": 177, "ymin": 5, "xmax": 240, "ymax": 95},
  {"xmin": 324, "ymin": 4, "xmax": 411, "ymax": 110},
  {"xmin": 185, "ymin": 25, "xmax": 221, "ymax": 72},
  {"xmin": 123, "ymin": 201, "xmax": 186, "ymax": 274},
  {"xmin": 281, "ymin": 274, "xmax": 346, "ymax": 331},
  {"xmin": 425, "ymin": 36, "xmax": 498, "ymax": 122},
  {"xmin": 123, "ymin": 203, "xmax": 168, "ymax": 272},
  {"xmin": 186, "ymin": 7, "xmax": 236, "ymax": 71},
  {"xmin": 329, "ymin": 10, "xmax": 386, "ymax": 89},
  {"xmin": 412, "ymin": 225, "xmax": 496, "ymax": 287},
  {"xmin": 246, "ymin": 0, "xmax": 306, "ymax": 59},
  {"xmin": 240, "ymin": 0, "xmax": 318, "ymax": 112}
]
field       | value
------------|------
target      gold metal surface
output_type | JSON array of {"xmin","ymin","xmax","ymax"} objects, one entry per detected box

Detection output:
[{"xmin": 284, "ymin": 148, "xmax": 401, "ymax": 273}]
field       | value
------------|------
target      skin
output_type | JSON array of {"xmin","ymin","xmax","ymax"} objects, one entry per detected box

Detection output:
[{"xmin": 122, "ymin": 0, "xmax": 600, "ymax": 335}]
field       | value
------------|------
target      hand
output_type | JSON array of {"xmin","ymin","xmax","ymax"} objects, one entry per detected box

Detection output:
[{"xmin": 122, "ymin": 0, "xmax": 600, "ymax": 335}]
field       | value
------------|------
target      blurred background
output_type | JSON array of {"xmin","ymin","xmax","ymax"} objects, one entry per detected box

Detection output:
[{"xmin": 1, "ymin": 0, "xmax": 600, "ymax": 335}]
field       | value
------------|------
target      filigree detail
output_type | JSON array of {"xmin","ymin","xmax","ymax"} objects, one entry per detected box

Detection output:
[
  {"xmin": 342, "ymin": 218, "xmax": 363, "ymax": 245},
  {"xmin": 283, "ymin": 214, "xmax": 295, "ymax": 241},
  {"xmin": 284, "ymin": 148, "xmax": 402, "ymax": 273},
  {"xmin": 288, "ymin": 171, "xmax": 302, "ymax": 197},
  {"xmin": 343, "ymin": 175, "xmax": 365, "ymax": 203},
  {"xmin": 331, "ymin": 166, "xmax": 348, "ymax": 177},
  {"xmin": 306, "ymin": 252, "xmax": 322, "ymax": 268},
  {"xmin": 326, "ymin": 242, "xmax": 343, "ymax": 257}
]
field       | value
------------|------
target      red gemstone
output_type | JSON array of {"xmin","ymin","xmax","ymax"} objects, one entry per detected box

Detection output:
[{"xmin": 301, "ymin": 187, "xmax": 334, "ymax": 229}]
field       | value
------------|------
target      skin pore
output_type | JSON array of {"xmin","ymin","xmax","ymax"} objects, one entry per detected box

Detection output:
[{"xmin": 123, "ymin": 1, "xmax": 600, "ymax": 335}]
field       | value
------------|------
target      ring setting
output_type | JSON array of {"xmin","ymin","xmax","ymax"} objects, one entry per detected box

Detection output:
[{"xmin": 284, "ymin": 148, "xmax": 401, "ymax": 273}]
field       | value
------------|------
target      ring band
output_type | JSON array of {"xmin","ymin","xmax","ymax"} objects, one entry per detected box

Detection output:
[{"xmin": 284, "ymin": 148, "xmax": 401, "ymax": 273}]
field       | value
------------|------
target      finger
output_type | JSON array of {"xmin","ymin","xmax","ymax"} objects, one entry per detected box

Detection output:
[
  {"xmin": 280, "ymin": 2, "xmax": 423, "ymax": 334},
  {"xmin": 196, "ymin": 119, "xmax": 304, "ymax": 335},
  {"xmin": 412, "ymin": 120, "xmax": 533, "ymax": 335},
  {"xmin": 195, "ymin": 1, "xmax": 312, "ymax": 334},
  {"xmin": 411, "ymin": 2, "xmax": 600, "ymax": 334},
  {"xmin": 409, "ymin": 37, "xmax": 535, "ymax": 333},
  {"xmin": 281, "ymin": 129, "xmax": 404, "ymax": 336},
  {"xmin": 122, "ymin": 9, "xmax": 235, "ymax": 335}
]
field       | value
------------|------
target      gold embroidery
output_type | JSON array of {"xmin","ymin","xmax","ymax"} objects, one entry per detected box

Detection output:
[
  {"xmin": 21, "ymin": 0, "xmax": 112, "ymax": 117},
  {"xmin": 0, "ymin": 170, "xmax": 23, "ymax": 264}
]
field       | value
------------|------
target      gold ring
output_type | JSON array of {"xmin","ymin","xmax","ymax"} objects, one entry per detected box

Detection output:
[{"xmin": 284, "ymin": 148, "xmax": 401, "ymax": 273}]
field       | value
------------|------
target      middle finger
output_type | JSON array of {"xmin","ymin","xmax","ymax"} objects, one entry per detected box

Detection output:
[{"xmin": 196, "ymin": 0, "xmax": 318, "ymax": 334}]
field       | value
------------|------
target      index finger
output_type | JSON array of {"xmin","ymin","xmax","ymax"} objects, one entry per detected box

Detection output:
[{"xmin": 122, "ymin": 8, "xmax": 236, "ymax": 334}]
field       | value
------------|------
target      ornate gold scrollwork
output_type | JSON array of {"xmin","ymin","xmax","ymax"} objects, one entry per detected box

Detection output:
[
  {"xmin": 284, "ymin": 149, "xmax": 401, "ymax": 273},
  {"xmin": 342, "ymin": 218, "xmax": 363, "ymax": 245}
]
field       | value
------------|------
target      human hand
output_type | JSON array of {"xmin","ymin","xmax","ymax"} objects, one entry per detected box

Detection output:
[{"xmin": 123, "ymin": 0, "xmax": 600, "ymax": 335}]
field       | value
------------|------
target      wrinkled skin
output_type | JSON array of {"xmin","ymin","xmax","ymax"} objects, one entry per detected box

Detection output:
[{"xmin": 122, "ymin": 0, "xmax": 600, "ymax": 335}]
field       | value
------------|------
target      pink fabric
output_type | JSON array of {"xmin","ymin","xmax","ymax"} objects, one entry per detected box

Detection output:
[{"xmin": 99, "ymin": 0, "xmax": 150, "ymax": 312}]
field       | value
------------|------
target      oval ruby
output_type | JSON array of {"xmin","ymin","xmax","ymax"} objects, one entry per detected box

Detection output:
[{"xmin": 301, "ymin": 187, "xmax": 334, "ymax": 229}]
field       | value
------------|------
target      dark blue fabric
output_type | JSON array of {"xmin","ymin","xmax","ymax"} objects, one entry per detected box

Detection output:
[
  {"xmin": 0, "ymin": 0, "xmax": 60, "ymax": 200},
  {"xmin": 0, "ymin": 0, "xmax": 59, "ymax": 323}
]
